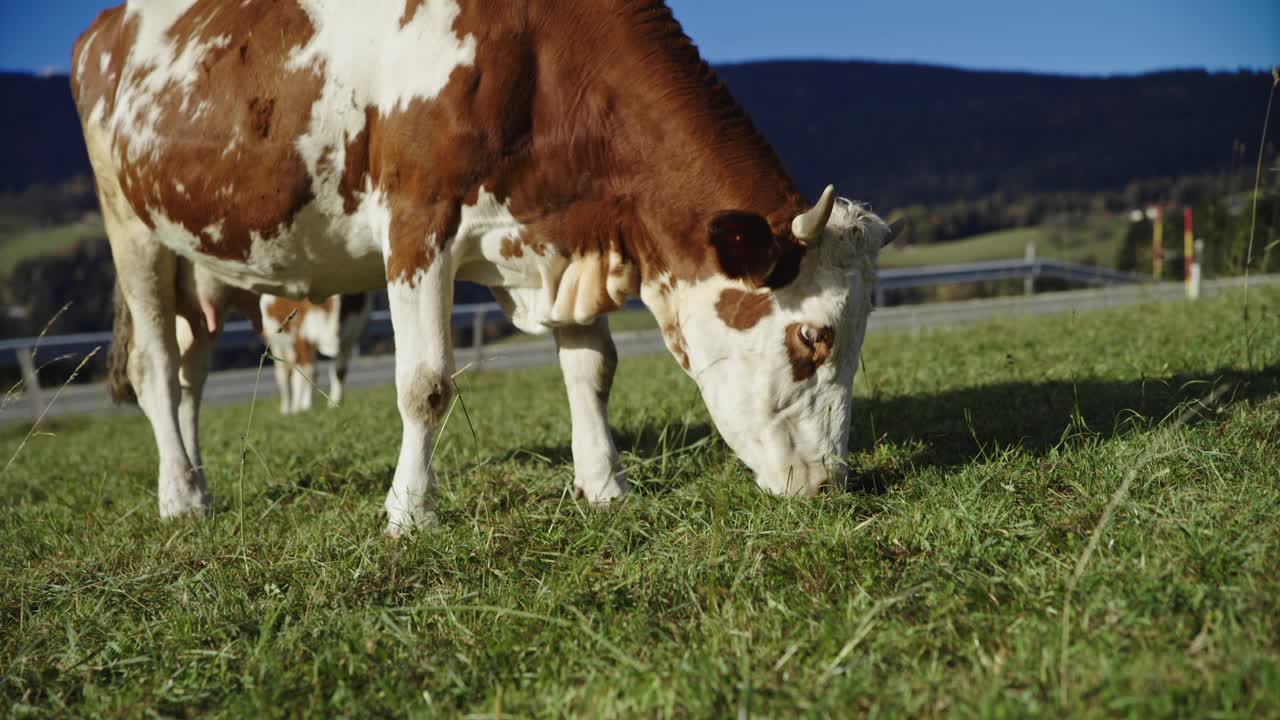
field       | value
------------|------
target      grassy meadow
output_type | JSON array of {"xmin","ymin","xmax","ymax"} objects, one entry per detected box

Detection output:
[
  {"xmin": 0, "ymin": 217, "xmax": 104, "ymax": 277},
  {"xmin": 881, "ymin": 219, "xmax": 1126, "ymax": 269},
  {"xmin": 2, "ymin": 286, "xmax": 1279, "ymax": 717}
]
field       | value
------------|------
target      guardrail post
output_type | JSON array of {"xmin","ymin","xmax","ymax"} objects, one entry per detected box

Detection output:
[
  {"xmin": 1024, "ymin": 242, "xmax": 1036, "ymax": 296},
  {"xmin": 1189, "ymin": 239, "xmax": 1204, "ymax": 300},
  {"xmin": 15, "ymin": 348, "xmax": 43, "ymax": 422},
  {"xmin": 471, "ymin": 309, "xmax": 485, "ymax": 366}
]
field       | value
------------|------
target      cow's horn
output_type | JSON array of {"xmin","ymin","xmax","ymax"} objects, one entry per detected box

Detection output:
[
  {"xmin": 885, "ymin": 218, "xmax": 907, "ymax": 247},
  {"xmin": 792, "ymin": 184, "xmax": 837, "ymax": 245}
]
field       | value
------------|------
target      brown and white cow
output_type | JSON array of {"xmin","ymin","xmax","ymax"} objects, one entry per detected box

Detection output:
[
  {"xmin": 260, "ymin": 293, "xmax": 372, "ymax": 414},
  {"xmin": 73, "ymin": 0, "xmax": 901, "ymax": 534}
]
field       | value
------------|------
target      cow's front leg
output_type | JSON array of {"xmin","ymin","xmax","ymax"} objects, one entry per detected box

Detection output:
[
  {"xmin": 382, "ymin": 251, "xmax": 455, "ymax": 536},
  {"xmin": 554, "ymin": 318, "xmax": 628, "ymax": 503}
]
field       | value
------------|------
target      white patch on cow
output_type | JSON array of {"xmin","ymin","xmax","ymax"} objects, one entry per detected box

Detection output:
[
  {"xmin": 190, "ymin": 100, "xmax": 212, "ymax": 122},
  {"xmin": 451, "ymin": 187, "xmax": 569, "ymax": 334},
  {"xmin": 88, "ymin": 98, "xmax": 106, "ymax": 127},
  {"xmin": 99, "ymin": 51, "xmax": 112, "ymax": 74},
  {"xmin": 77, "ymin": 29, "xmax": 98, "ymax": 82},
  {"xmin": 287, "ymin": 0, "xmax": 476, "ymax": 240},
  {"xmin": 222, "ymin": 127, "xmax": 242, "ymax": 157},
  {"xmin": 112, "ymin": 1, "xmax": 230, "ymax": 160},
  {"xmin": 174, "ymin": 180, "xmax": 186, "ymax": 195},
  {"xmin": 202, "ymin": 220, "xmax": 223, "ymax": 244}
]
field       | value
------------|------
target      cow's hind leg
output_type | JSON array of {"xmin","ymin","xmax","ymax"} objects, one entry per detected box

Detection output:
[
  {"xmin": 381, "ymin": 252, "xmax": 454, "ymax": 536},
  {"xmin": 173, "ymin": 262, "xmax": 221, "ymax": 477},
  {"xmin": 91, "ymin": 121, "xmax": 206, "ymax": 517},
  {"xmin": 110, "ymin": 241, "xmax": 209, "ymax": 517},
  {"xmin": 328, "ymin": 296, "xmax": 367, "ymax": 408},
  {"xmin": 328, "ymin": 347, "xmax": 349, "ymax": 407},
  {"xmin": 555, "ymin": 318, "xmax": 628, "ymax": 502}
]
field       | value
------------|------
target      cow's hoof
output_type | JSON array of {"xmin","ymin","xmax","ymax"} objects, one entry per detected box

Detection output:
[
  {"xmin": 575, "ymin": 471, "xmax": 629, "ymax": 505},
  {"xmin": 383, "ymin": 508, "xmax": 439, "ymax": 538},
  {"xmin": 159, "ymin": 468, "xmax": 211, "ymax": 518},
  {"xmin": 159, "ymin": 491, "xmax": 211, "ymax": 519}
]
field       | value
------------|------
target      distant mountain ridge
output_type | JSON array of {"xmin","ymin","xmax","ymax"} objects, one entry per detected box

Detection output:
[
  {"xmin": 0, "ymin": 60, "xmax": 1271, "ymax": 207},
  {"xmin": 718, "ymin": 61, "xmax": 1269, "ymax": 207}
]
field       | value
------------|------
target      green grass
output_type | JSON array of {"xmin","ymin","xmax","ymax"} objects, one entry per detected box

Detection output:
[
  {"xmin": 882, "ymin": 219, "xmax": 1126, "ymax": 269},
  {"xmin": 0, "ymin": 218, "xmax": 105, "ymax": 276},
  {"xmin": 3, "ymin": 288, "xmax": 1279, "ymax": 717}
]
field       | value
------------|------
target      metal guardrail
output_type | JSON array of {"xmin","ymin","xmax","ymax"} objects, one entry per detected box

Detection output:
[
  {"xmin": 5, "ymin": 272, "xmax": 1277, "ymax": 425},
  {"xmin": 0, "ymin": 301, "xmax": 508, "ymax": 363},
  {"xmin": 876, "ymin": 258, "xmax": 1148, "ymax": 290}
]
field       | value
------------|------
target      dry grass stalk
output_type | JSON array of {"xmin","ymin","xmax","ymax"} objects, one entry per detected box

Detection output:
[
  {"xmin": 2, "ymin": 346, "xmax": 101, "ymax": 476},
  {"xmin": 1, "ymin": 301, "xmax": 74, "ymax": 412},
  {"xmin": 1242, "ymin": 67, "xmax": 1279, "ymax": 369}
]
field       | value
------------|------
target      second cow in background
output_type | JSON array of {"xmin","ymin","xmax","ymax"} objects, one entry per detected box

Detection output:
[{"xmin": 260, "ymin": 294, "xmax": 373, "ymax": 414}]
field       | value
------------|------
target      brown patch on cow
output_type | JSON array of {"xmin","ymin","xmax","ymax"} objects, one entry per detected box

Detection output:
[
  {"xmin": 384, "ymin": 201, "xmax": 457, "ymax": 286},
  {"xmin": 599, "ymin": 329, "xmax": 619, "ymax": 404},
  {"xmin": 662, "ymin": 322, "xmax": 691, "ymax": 371},
  {"xmin": 248, "ymin": 96, "xmax": 275, "ymax": 139},
  {"xmin": 784, "ymin": 323, "xmax": 835, "ymax": 382},
  {"xmin": 338, "ymin": 109, "xmax": 375, "ymax": 215},
  {"xmin": 499, "ymin": 237, "xmax": 524, "ymax": 260},
  {"xmin": 293, "ymin": 335, "xmax": 315, "ymax": 367},
  {"xmin": 715, "ymin": 288, "xmax": 773, "ymax": 331},
  {"xmin": 71, "ymin": 6, "xmax": 130, "ymax": 128},
  {"xmin": 264, "ymin": 296, "xmax": 334, "ymax": 330}
]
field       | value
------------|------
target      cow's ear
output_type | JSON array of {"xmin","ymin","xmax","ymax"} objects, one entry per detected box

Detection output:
[{"xmin": 709, "ymin": 211, "xmax": 782, "ymax": 287}]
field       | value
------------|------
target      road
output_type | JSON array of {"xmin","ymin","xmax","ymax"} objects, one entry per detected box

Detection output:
[{"xmin": 3, "ymin": 275, "xmax": 1275, "ymax": 426}]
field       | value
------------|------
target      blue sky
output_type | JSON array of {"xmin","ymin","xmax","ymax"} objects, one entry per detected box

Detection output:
[{"xmin": 0, "ymin": 0, "xmax": 1275, "ymax": 76}]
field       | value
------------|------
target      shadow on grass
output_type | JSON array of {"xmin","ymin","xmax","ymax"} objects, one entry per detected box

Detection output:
[
  {"xmin": 505, "ymin": 419, "xmax": 720, "ymax": 497},
  {"xmin": 450, "ymin": 366, "xmax": 1280, "ymax": 499},
  {"xmin": 853, "ymin": 365, "xmax": 1280, "ymax": 481}
]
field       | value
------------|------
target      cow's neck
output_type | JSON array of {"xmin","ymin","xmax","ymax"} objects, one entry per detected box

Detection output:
[{"xmin": 520, "ymin": 1, "xmax": 807, "ymax": 285}]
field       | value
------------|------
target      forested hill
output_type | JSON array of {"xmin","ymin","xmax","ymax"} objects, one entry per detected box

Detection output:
[
  {"xmin": 0, "ymin": 73, "xmax": 88, "ymax": 194},
  {"xmin": 717, "ymin": 61, "xmax": 1268, "ymax": 207},
  {"xmin": 1, "ymin": 62, "xmax": 1272, "ymax": 205}
]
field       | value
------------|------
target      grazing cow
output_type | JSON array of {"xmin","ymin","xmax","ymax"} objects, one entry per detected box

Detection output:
[
  {"xmin": 73, "ymin": 0, "xmax": 902, "ymax": 534},
  {"xmin": 260, "ymin": 293, "xmax": 373, "ymax": 414}
]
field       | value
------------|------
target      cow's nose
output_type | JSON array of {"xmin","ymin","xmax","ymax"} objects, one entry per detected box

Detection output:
[{"xmin": 755, "ymin": 462, "xmax": 836, "ymax": 497}]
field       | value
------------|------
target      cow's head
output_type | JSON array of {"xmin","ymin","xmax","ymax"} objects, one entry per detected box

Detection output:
[{"xmin": 646, "ymin": 186, "xmax": 901, "ymax": 496}]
